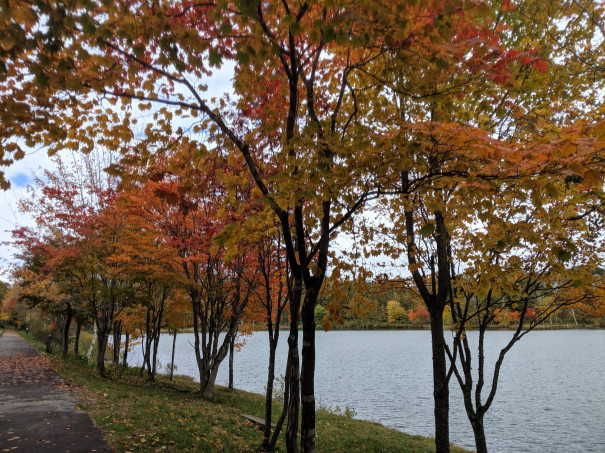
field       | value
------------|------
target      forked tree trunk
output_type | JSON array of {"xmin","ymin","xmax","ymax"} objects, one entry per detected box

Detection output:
[
  {"xmin": 96, "ymin": 329, "xmax": 110, "ymax": 376},
  {"xmin": 192, "ymin": 291, "xmax": 244, "ymax": 401},
  {"xmin": 95, "ymin": 306, "xmax": 114, "ymax": 376}
]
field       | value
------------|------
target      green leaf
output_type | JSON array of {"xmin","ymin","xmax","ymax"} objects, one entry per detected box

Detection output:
[
  {"xmin": 434, "ymin": 58, "xmax": 449, "ymax": 70},
  {"xmin": 552, "ymin": 246, "xmax": 571, "ymax": 262},
  {"xmin": 282, "ymin": 14, "xmax": 296, "ymax": 26},
  {"xmin": 214, "ymin": 223, "xmax": 238, "ymax": 246},
  {"xmin": 236, "ymin": 0, "xmax": 260, "ymax": 17},
  {"xmin": 209, "ymin": 48, "xmax": 222, "ymax": 67},
  {"xmin": 236, "ymin": 50, "xmax": 250, "ymax": 66},
  {"xmin": 219, "ymin": 23, "xmax": 232, "ymax": 36},
  {"xmin": 476, "ymin": 3, "xmax": 493, "ymax": 17},
  {"xmin": 420, "ymin": 223, "xmax": 435, "ymax": 236}
]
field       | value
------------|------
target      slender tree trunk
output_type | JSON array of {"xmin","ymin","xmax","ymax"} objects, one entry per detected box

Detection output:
[
  {"xmin": 112, "ymin": 319, "xmax": 122, "ymax": 365},
  {"xmin": 151, "ymin": 329, "xmax": 160, "ymax": 380},
  {"xmin": 430, "ymin": 309, "xmax": 450, "ymax": 453},
  {"xmin": 144, "ymin": 336, "xmax": 152, "ymax": 379},
  {"xmin": 95, "ymin": 304, "xmax": 115, "ymax": 376},
  {"xmin": 269, "ymin": 364, "xmax": 289, "ymax": 452},
  {"xmin": 62, "ymin": 303, "xmax": 72, "ymax": 357},
  {"xmin": 229, "ymin": 335, "xmax": 235, "ymax": 389},
  {"xmin": 143, "ymin": 309, "xmax": 154, "ymax": 379},
  {"xmin": 73, "ymin": 319, "xmax": 81, "ymax": 357},
  {"xmin": 571, "ymin": 308, "xmax": 578, "ymax": 326},
  {"xmin": 262, "ymin": 332, "xmax": 278, "ymax": 450},
  {"xmin": 139, "ymin": 329, "xmax": 146, "ymax": 377},
  {"xmin": 170, "ymin": 330, "xmax": 177, "ymax": 381}
]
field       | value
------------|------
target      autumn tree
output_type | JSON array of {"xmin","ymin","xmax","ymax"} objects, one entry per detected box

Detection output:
[
  {"xmin": 119, "ymin": 206, "xmax": 182, "ymax": 380},
  {"xmin": 341, "ymin": 0, "xmax": 605, "ymax": 449},
  {"xmin": 244, "ymin": 228, "xmax": 291, "ymax": 451},
  {"xmin": 11, "ymin": 154, "xmax": 140, "ymax": 375},
  {"xmin": 120, "ymin": 147, "xmax": 260, "ymax": 398},
  {"xmin": 164, "ymin": 290, "xmax": 193, "ymax": 380}
]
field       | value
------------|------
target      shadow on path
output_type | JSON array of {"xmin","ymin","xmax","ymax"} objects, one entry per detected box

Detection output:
[{"xmin": 0, "ymin": 330, "xmax": 113, "ymax": 452}]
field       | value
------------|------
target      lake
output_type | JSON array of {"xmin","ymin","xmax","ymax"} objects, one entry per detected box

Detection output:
[{"xmin": 125, "ymin": 329, "xmax": 605, "ymax": 452}]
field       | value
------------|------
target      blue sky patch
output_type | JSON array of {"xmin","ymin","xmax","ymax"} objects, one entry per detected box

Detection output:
[{"xmin": 11, "ymin": 172, "xmax": 31, "ymax": 188}]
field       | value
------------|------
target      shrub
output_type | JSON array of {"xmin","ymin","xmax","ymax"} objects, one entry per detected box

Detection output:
[{"xmin": 386, "ymin": 300, "xmax": 407, "ymax": 323}]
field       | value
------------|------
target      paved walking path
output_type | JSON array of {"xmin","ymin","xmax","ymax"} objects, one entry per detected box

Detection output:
[{"xmin": 0, "ymin": 330, "xmax": 112, "ymax": 452}]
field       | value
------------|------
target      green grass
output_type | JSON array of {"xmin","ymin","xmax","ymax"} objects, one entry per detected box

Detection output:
[{"xmin": 18, "ymin": 331, "xmax": 471, "ymax": 453}]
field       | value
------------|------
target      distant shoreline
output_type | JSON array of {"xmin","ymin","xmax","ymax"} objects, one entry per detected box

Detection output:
[{"xmin": 167, "ymin": 323, "xmax": 604, "ymax": 334}]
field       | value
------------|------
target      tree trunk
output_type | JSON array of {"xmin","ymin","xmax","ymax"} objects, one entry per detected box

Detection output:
[
  {"xmin": 262, "ymin": 332, "xmax": 279, "ymax": 451},
  {"xmin": 139, "ymin": 330, "xmax": 146, "ymax": 377},
  {"xmin": 229, "ymin": 334, "xmax": 235, "ymax": 389},
  {"xmin": 73, "ymin": 319, "xmax": 81, "ymax": 357},
  {"xmin": 194, "ymin": 316, "xmax": 240, "ymax": 400},
  {"xmin": 269, "ymin": 369, "xmax": 289, "ymax": 452},
  {"xmin": 571, "ymin": 308, "xmax": 578, "ymax": 326},
  {"xmin": 170, "ymin": 330, "xmax": 177, "ymax": 381},
  {"xmin": 200, "ymin": 357, "xmax": 224, "ymax": 399},
  {"xmin": 45, "ymin": 332, "xmax": 52, "ymax": 353},
  {"xmin": 96, "ymin": 327, "xmax": 109, "ymax": 376},
  {"xmin": 62, "ymin": 303, "xmax": 72, "ymax": 357},
  {"xmin": 430, "ymin": 309, "xmax": 450, "ymax": 453},
  {"xmin": 95, "ymin": 305, "xmax": 115, "ymax": 376},
  {"xmin": 285, "ymin": 277, "xmax": 302, "ymax": 453},
  {"xmin": 471, "ymin": 415, "xmax": 488, "ymax": 453},
  {"xmin": 112, "ymin": 319, "xmax": 122, "ymax": 365},
  {"xmin": 300, "ymin": 285, "xmax": 319, "ymax": 453},
  {"xmin": 151, "ymin": 328, "xmax": 160, "ymax": 380},
  {"xmin": 143, "ymin": 335, "xmax": 152, "ymax": 378}
]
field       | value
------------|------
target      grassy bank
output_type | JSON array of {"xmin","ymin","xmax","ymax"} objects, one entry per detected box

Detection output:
[{"xmin": 19, "ymin": 331, "xmax": 470, "ymax": 453}]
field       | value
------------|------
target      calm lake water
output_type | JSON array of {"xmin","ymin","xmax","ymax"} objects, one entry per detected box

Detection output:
[{"xmin": 126, "ymin": 329, "xmax": 605, "ymax": 452}]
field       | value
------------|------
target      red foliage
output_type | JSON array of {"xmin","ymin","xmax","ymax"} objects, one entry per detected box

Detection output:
[{"xmin": 408, "ymin": 302, "xmax": 430, "ymax": 326}]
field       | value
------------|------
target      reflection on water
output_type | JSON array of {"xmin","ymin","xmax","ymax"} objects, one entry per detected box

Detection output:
[{"xmin": 127, "ymin": 329, "xmax": 605, "ymax": 453}]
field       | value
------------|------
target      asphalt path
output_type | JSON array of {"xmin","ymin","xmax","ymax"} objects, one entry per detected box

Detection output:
[{"xmin": 0, "ymin": 330, "xmax": 112, "ymax": 452}]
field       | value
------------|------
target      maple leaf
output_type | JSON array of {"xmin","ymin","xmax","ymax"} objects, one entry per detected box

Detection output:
[
  {"xmin": 533, "ymin": 59, "xmax": 548, "ymax": 72},
  {"xmin": 501, "ymin": 0, "xmax": 516, "ymax": 12}
]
